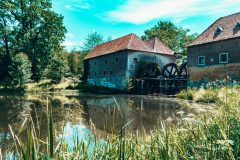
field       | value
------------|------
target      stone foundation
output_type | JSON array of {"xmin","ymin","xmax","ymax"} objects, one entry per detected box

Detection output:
[{"xmin": 87, "ymin": 76, "xmax": 127, "ymax": 90}]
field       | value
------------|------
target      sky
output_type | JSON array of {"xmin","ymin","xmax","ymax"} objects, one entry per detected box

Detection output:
[{"xmin": 52, "ymin": 0, "xmax": 240, "ymax": 51}]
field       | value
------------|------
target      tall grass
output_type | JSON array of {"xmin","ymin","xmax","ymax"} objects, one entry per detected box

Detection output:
[{"xmin": 6, "ymin": 87, "xmax": 240, "ymax": 159}]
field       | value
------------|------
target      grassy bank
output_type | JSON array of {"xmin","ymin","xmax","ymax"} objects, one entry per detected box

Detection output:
[
  {"xmin": 3, "ymin": 87, "xmax": 240, "ymax": 159},
  {"xmin": 0, "ymin": 80, "xmax": 124, "ymax": 95}
]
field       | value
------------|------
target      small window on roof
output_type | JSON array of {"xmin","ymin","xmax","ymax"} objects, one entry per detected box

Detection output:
[
  {"xmin": 235, "ymin": 22, "xmax": 240, "ymax": 30},
  {"xmin": 214, "ymin": 26, "xmax": 223, "ymax": 35}
]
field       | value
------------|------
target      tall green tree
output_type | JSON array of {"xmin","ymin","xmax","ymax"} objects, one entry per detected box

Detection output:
[
  {"xmin": 0, "ymin": 0, "xmax": 66, "ymax": 81},
  {"xmin": 47, "ymin": 52, "xmax": 69, "ymax": 83},
  {"xmin": 67, "ymin": 51, "xmax": 80, "ymax": 76},
  {"xmin": 0, "ymin": 0, "xmax": 15, "ymax": 81},
  {"xmin": 8, "ymin": 53, "xmax": 32, "ymax": 86},
  {"xmin": 82, "ymin": 32, "xmax": 104, "ymax": 52},
  {"xmin": 78, "ymin": 51, "xmax": 87, "ymax": 76},
  {"xmin": 142, "ymin": 21, "xmax": 198, "ymax": 57}
]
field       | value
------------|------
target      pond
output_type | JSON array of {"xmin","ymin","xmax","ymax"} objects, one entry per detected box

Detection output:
[{"xmin": 0, "ymin": 93, "xmax": 184, "ymax": 157}]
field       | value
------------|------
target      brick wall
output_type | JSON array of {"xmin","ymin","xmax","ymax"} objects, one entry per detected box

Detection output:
[{"xmin": 187, "ymin": 37, "xmax": 240, "ymax": 83}]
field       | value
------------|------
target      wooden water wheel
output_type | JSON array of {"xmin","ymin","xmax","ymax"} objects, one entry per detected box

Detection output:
[
  {"xmin": 178, "ymin": 62, "xmax": 188, "ymax": 79},
  {"xmin": 161, "ymin": 63, "xmax": 179, "ymax": 78},
  {"xmin": 137, "ymin": 62, "xmax": 161, "ymax": 78}
]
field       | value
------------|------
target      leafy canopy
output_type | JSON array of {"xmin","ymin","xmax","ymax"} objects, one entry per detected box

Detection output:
[
  {"xmin": 142, "ymin": 21, "xmax": 198, "ymax": 55},
  {"xmin": 8, "ymin": 53, "xmax": 32, "ymax": 86},
  {"xmin": 82, "ymin": 32, "xmax": 104, "ymax": 52},
  {"xmin": 0, "ymin": 0, "xmax": 66, "ymax": 82}
]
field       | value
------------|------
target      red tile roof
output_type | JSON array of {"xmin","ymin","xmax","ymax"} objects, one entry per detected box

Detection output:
[
  {"xmin": 188, "ymin": 12, "xmax": 240, "ymax": 47},
  {"xmin": 145, "ymin": 37, "xmax": 174, "ymax": 55},
  {"xmin": 84, "ymin": 33, "xmax": 174, "ymax": 59}
]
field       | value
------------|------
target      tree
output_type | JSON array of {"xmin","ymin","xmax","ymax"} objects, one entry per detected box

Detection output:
[
  {"xmin": 67, "ymin": 51, "xmax": 79, "ymax": 76},
  {"xmin": 0, "ymin": 0, "xmax": 15, "ymax": 81},
  {"xmin": 46, "ymin": 52, "xmax": 69, "ymax": 83},
  {"xmin": 0, "ymin": 0, "xmax": 66, "ymax": 81},
  {"xmin": 78, "ymin": 51, "xmax": 88, "ymax": 76},
  {"xmin": 142, "ymin": 21, "xmax": 198, "ymax": 60},
  {"xmin": 8, "ymin": 53, "xmax": 32, "ymax": 86},
  {"xmin": 82, "ymin": 32, "xmax": 104, "ymax": 51},
  {"xmin": 105, "ymin": 36, "xmax": 112, "ymax": 42}
]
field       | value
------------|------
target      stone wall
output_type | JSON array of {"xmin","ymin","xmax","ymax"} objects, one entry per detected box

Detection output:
[
  {"xmin": 85, "ymin": 50, "xmax": 176, "ymax": 90},
  {"xmin": 87, "ymin": 51, "xmax": 128, "ymax": 90},
  {"xmin": 127, "ymin": 51, "xmax": 176, "ymax": 77}
]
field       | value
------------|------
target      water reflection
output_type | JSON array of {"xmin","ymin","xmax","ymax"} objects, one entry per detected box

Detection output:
[
  {"xmin": 0, "ymin": 94, "xmax": 181, "ymax": 157},
  {"xmin": 60, "ymin": 123, "xmax": 105, "ymax": 158}
]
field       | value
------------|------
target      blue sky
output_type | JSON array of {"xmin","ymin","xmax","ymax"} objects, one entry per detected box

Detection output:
[{"xmin": 52, "ymin": 0, "xmax": 240, "ymax": 51}]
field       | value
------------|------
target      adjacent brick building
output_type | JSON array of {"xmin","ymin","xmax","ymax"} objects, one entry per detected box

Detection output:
[
  {"xmin": 187, "ymin": 12, "xmax": 240, "ymax": 86},
  {"xmin": 84, "ymin": 34, "xmax": 176, "ymax": 90}
]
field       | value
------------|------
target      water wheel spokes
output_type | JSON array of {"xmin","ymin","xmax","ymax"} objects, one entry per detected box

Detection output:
[
  {"xmin": 179, "ymin": 61, "xmax": 188, "ymax": 79},
  {"xmin": 161, "ymin": 63, "xmax": 179, "ymax": 78}
]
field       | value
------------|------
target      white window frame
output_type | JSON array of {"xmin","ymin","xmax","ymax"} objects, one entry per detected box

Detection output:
[
  {"xmin": 198, "ymin": 56, "xmax": 205, "ymax": 66},
  {"xmin": 219, "ymin": 53, "xmax": 228, "ymax": 64}
]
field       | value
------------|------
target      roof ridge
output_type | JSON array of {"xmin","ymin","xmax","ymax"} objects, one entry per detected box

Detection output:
[
  {"xmin": 153, "ymin": 37, "xmax": 157, "ymax": 51},
  {"xmin": 188, "ymin": 17, "xmax": 223, "ymax": 47},
  {"xmin": 95, "ymin": 33, "xmax": 134, "ymax": 48},
  {"xmin": 156, "ymin": 37, "xmax": 173, "ymax": 52},
  {"xmin": 221, "ymin": 12, "xmax": 240, "ymax": 18},
  {"xmin": 126, "ymin": 33, "xmax": 135, "ymax": 49}
]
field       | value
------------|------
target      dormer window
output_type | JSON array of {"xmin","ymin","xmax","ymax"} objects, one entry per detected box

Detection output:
[
  {"xmin": 234, "ymin": 22, "xmax": 240, "ymax": 30},
  {"xmin": 214, "ymin": 26, "xmax": 223, "ymax": 35}
]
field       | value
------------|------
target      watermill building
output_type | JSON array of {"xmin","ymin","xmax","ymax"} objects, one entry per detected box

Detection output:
[
  {"xmin": 83, "ymin": 33, "xmax": 176, "ymax": 90},
  {"xmin": 187, "ymin": 12, "xmax": 240, "ymax": 86}
]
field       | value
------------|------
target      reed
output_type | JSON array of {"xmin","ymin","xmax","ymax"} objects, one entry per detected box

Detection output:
[{"xmin": 7, "ymin": 87, "xmax": 240, "ymax": 159}]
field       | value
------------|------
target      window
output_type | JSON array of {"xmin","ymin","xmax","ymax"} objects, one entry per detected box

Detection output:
[
  {"xmin": 214, "ymin": 26, "xmax": 223, "ymax": 35},
  {"xmin": 133, "ymin": 58, "xmax": 138, "ymax": 64},
  {"xmin": 105, "ymin": 60, "xmax": 107, "ymax": 64},
  {"xmin": 116, "ymin": 57, "xmax": 118, "ymax": 62},
  {"xmin": 198, "ymin": 56, "xmax": 205, "ymax": 65},
  {"xmin": 234, "ymin": 22, "xmax": 240, "ymax": 30},
  {"xmin": 219, "ymin": 53, "xmax": 228, "ymax": 63},
  {"xmin": 94, "ymin": 72, "xmax": 97, "ymax": 76},
  {"xmin": 104, "ymin": 71, "xmax": 106, "ymax": 75}
]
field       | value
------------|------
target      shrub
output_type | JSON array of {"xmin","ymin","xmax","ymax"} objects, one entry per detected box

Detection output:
[
  {"xmin": 194, "ymin": 88, "xmax": 220, "ymax": 103},
  {"xmin": 47, "ymin": 53, "xmax": 69, "ymax": 84},
  {"xmin": 177, "ymin": 89, "xmax": 195, "ymax": 100},
  {"xmin": 8, "ymin": 53, "xmax": 32, "ymax": 87}
]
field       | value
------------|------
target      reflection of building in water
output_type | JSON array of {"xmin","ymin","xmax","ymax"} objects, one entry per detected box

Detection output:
[{"xmin": 84, "ymin": 96, "xmax": 181, "ymax": 133}]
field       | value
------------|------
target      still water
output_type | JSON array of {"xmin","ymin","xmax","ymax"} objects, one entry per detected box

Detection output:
[{"xmin": 0, "ymin": 93, "xmax": 183, "ymax": 156}]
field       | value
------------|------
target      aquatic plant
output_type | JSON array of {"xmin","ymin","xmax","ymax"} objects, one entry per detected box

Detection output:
[{"xmin": 5, "ymin": 87, "xmax": 240, "ymax": 159}]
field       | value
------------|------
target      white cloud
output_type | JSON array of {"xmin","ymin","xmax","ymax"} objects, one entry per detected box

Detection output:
[
  {"xmin": 64, "ymin": 0, "xmax": 92, "ymax": 11},
  {"xmin": 65, "ymin": 5, "xmax": 73, "ymax": 10},
  {"xmin": 105, "ymin": 0, "xmax": 240, "ymax": 24},
  {"xmin": 62, "ymin": 39, "xmax": 83, "ymax": 51},
  {"xmin": 66, "ymin": 33, "xmax": 74, "ymax": 39}
]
